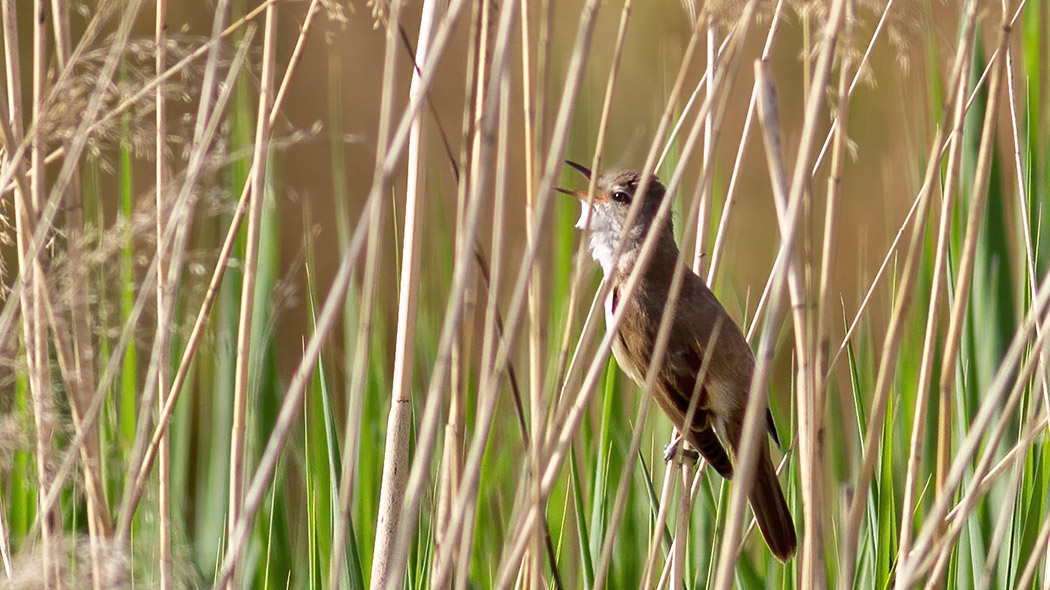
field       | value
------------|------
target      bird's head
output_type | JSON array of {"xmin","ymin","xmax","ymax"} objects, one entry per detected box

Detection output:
[{"xmin": 557, "ymin": 161, "xmax": 670, "ymax": 273}]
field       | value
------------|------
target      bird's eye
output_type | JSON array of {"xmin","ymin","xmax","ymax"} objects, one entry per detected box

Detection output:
[{"xmin": 611, "ymin": 189, "xmax": 631, "ymax": 203}]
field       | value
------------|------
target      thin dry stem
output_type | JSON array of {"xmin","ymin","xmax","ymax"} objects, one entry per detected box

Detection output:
[
  {"xmin": 226, "ymin": 10, "xmax": 279, "ymax": 585},
  {"xmin": 707, "ymin": 0, "xmax": 785, "ymax": 288},
  {"xmin": 115, "ymin": 33, "xmax": 254, "ymax": 535},
  {"xmin": 713, "ymin": 0, "xmax": 847, "ymax": 584},
  {"xmin": 933, "ymin": 1, "xmax": 1012, "ymax": 532},
  {"xmin": 897, "ymin": 5, "xmax": 976, "ymax": 561},
  {"xmin": 413, "ymin": 2, "xmax": 524, "ymax": 586},
  {"xmin": 214, "ymin": 194, "xmax": 378, "ymax": 589},
  {"xmin": 154, "ymin": 1, "xmax": 172, "ymax": 589}
]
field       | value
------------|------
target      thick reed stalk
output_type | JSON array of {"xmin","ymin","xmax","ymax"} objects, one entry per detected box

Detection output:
[
  {"xmin": 368, "ymin": 0, "xmax": 439, "ymax": 587},
  {"xmin": 364, "ymin": 0, "xmax": 410, "ymax": 586}
]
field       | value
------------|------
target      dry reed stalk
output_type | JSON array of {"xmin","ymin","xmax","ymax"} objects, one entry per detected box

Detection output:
[
  {"xmin": 1004, "ymin": 43, "xmax": 1050, "ymax": 409},
  {"xmin": 691, "ymin": 22, "xmax": 718, "ymax": 277},
  {"xmin": 974, "ymin": 447, "xmax": 1030, "ymax": 588},
  {"xmin": 677, "ymin": 24, "xmax": 719, "ymax": 582},
  {"xmin": 933, "ymin": 0, "xmax": 1014, "ymax": 544},
  {"xmin": 670, "ymin": 465, "xmax": 692, "ymax": 589},
  {"xmin": 457, "ymin": 16, "xmax": 494, "ymax": 530},
  {"xmin": 25, "ymin": 3, "xmax": 60, "ymax": 586},
  {"xmin": 520, "ymin": 1, "xmax": 544, "ymax": 579},
  {"xmin": 0, "ymin": 14, "xmax": 30, "ymax": 581},
  {"xmin": 438, "ymin": 1, "xmax": 484, "ymax": 580},
  {"xmin": 901, "ymin": 277, "xmax": 1050, "ymax": 586},
  {"xmin": 640, "ymin": 454, "xmax": 679, "ymax": 587},
  {"xmin": 364, "ymin": 0, "xmax": 410, "ymax": 585},
  {"xmin": 0, "ymin": 502, "xmax": 10, "ymax": 577},
  {"xmin": 754, "ymin": 56, "xmax": 823, "ymax": 583},
  {"xmin": 410, "ymin": 1, "xmax": 524, "ymax": 584},
  {"xmin": 805, "ymin": 42, "xmax": 851, "ymax": 590},
  {"xmin": 370, "ymin": 0, "xmax": 438, "ymax": 585},
  {"xmin": 842, "ymin": 3, "xmax": 993, "ymax": 580},
  {"xmin": 446, "ymin": 5, "xmax": 489, "ymax": 574},
  {"xmin": 519, "ymin": 8, "xmax": 547, "ymax": 575},
  {"xmin": 154, "ymin": 2, "xmax": 172, "ymax": 589},
  {"xmin": 712, "ymin": 0, "xmax": 847, "ymax": 583},
  {"xmin": 954, "ymin": 411, "xmax": 1047, "ymax": 505},
  {"xmin": 226, "ymin": 7, "xmax": 279, "ymax": 586},
  {"xmin": 475, "ymin": 70, "xmax": 526, "ymax": 590},
  {"xmin": 896, "ymin": 1, "xmax": 978, "ymax": 562},
  {"xmin": 1016, "ymin": 510, "xmax": 1050, "ymax": 589}
]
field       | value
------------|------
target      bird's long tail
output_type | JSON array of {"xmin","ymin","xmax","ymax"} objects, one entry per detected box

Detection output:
[{"xmin": 747, "ymin": 451, "xmax": 797, "ymax": 562}]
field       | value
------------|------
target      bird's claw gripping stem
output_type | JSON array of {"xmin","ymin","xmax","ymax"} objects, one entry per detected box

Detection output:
[{"xmin": 663, "ymin": 433, "xmax": 699, "ymax": 465}]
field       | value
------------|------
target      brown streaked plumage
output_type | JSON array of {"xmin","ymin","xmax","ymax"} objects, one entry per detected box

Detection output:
[{"xmin": 560, "ymin": 161, "xmax": 797, "ymax": 561}]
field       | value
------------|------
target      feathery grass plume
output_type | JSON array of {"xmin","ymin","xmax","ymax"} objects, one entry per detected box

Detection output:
[
  {"xmin": 0, "ymin": 413, "xmax": 30, "ymax": 475},
  {"xmin": 366, "ymin": 0, "xmax": 390, "ymax": 29},
  {"xmin": 35, "ymin": 35, "xmax": 212, "ymax": 169},
  {"xmin": 0, "ymin": 198, "xmax": 10, "ymax": 290},
  {"xmin": 694, "ymin": 0, "xmax": 778, "ymax": 29},
  {"xmin": 319, "ymin": 0, "xmax": 351, "ymax": 25},
  {"xmin": 789, "ymin": 0, "xmax": 928, "ymax": 74},
  {"xmin": 1, "ymin": 536, "xmax": 132, "ymax": 590}
]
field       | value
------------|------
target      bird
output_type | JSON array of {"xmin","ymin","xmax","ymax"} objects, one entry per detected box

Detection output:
[{"xmin": 557, "ymin": 160, "xmax": 797, "ymax": 561}]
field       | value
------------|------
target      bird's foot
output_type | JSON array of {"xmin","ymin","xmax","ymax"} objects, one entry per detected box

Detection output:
[{"xmin": 663, "ymin": 434, "xmax": 700, "ymax": 465}]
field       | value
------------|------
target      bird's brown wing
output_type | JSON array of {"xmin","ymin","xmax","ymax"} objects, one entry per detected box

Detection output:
[
  {"xmin": 611, "ymin": 281, "xmax": 735, "ymax": 478},
  {"xmin": 659, "ymin": 334, "xmax": 735, "ymax": 479}
]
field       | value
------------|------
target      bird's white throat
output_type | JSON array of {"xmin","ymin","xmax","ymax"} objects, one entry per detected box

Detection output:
[{"xmin": 576, "ymin": 202, "xmax": 622, "ymax": 275}]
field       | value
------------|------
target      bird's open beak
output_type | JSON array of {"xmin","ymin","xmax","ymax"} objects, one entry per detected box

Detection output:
[
  {"xmin": 556, "ymin": 160, "xmax": 605, "ymax": 202},
  {"xmin": 565, "ymin": 160, "xmax": 592, "ymax": 179},
  {"xmin": 554, "ymin": 187, "xmax": 595, "ymax": 201}
]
